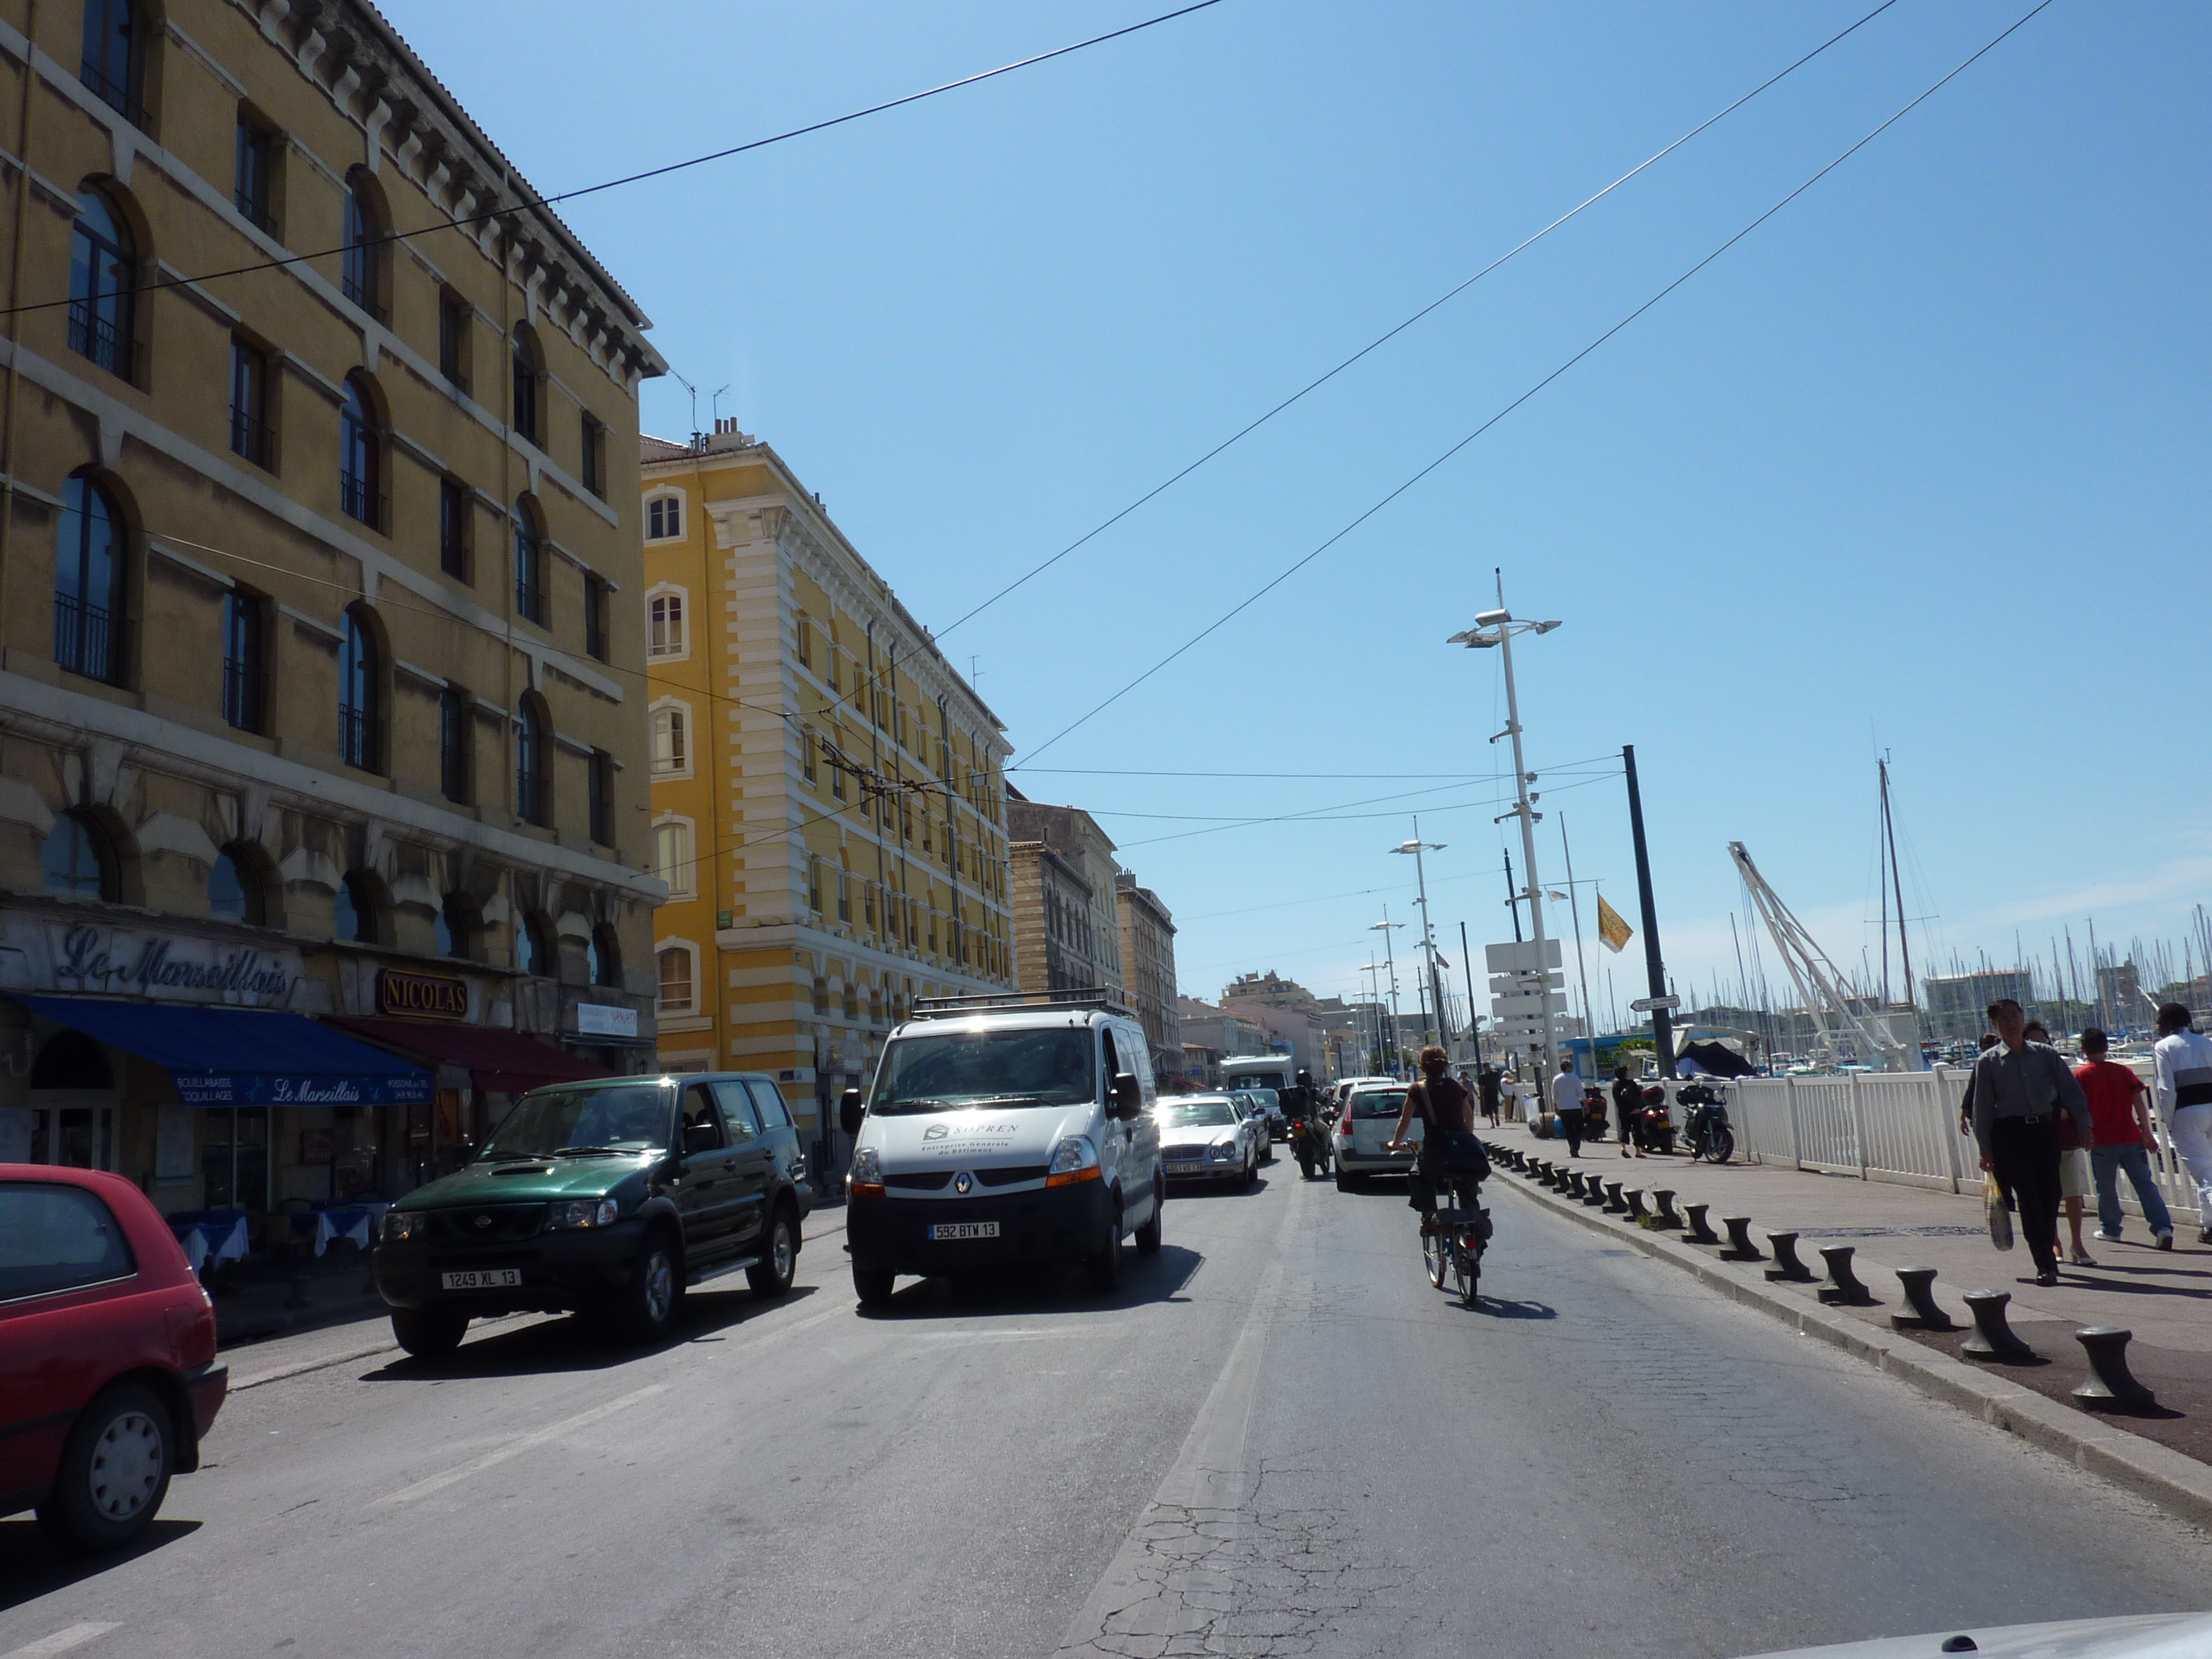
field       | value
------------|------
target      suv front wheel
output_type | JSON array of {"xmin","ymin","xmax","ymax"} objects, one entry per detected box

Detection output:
[
  {"xmin": 392, "ymin": 1307, "xmax": 468, "ymax": 1358},
  {"xmin": 615, "ymin": 1233, "xmax": 682, "ymax": 1341}
]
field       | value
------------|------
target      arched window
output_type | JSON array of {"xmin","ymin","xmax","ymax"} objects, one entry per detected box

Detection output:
[
  {"xmin": 588, "ymin": 924, "xmax": 621, "ymax": 988},
  {"xmin": 341, "ymin": 173, "xmax": 381, "ymax": 315},
  {"xmin": 649, "ymin": 705, "xmax": 687, "ymax": 776},
  {"xmin": 32, "ymin": 1030, "xmax": 113, "ymax": 1091},
  {"xmin": 515, "ymin": 697, "xmax": 548, "ymax": 826},
  {"xmin": 332, "ymin": 870, "xmax": 383, "ymax": 944},
  {"xmin": 69, "ymin": 188, "xmax": 134, "ymax": 378},
  {"xmin": 53, "ymin": 473, "xmax": 123, "ymax": 683},
  {"xmin": 435, "ymin": 892, "xmax": 479, "ymax": 961},
  {"xmin": 516, "ymin": 911, "xmax": 557, "ymax": 977},
  {"xmin": 207, "ymin": 844, "xmax": 266, "ymax": 926},
  {"xmin": 78, "ymin": 0, "xmax": 141, "ymax": 122},
  {"xmin": 647, "ymin": 589, "xmax": 685, "ymax": 657},
  {"xmin": 512, "ymin": 495, "xmax": 545, "ymax": 624},
  {"xmin": 654, "ymin": 820, "xmax": 694, "ymax": 896},
  {"xmin": 657, "ymin": 945, "xmax": 694, "ymax": 1013},
  {"xmin": 42, "ymin": 812, "xmax": 118, "ymax": 901},
  {"xmin": 511, "ymin": 326, "xmax": 541, "ymax": 443},
  {"xmin": 339, "ymin": 375, "xmax": 382, "ymax": 528},
  {"xmin": 338, "ymin": 607, "xmax": 380, "ymax": 771}
]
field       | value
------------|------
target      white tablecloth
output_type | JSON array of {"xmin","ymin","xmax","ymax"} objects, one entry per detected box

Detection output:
[
  {"xmin": 311, "ymin": 1201, "xmax": 393, "ymax": 1256},
  {"xmin": 170, "ymin": 1215, "xmax": 249, "ymax": 1275}
]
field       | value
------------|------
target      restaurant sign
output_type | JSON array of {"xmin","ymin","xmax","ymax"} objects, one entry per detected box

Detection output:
[
  {"xmin": 574, "ymin": 1002, "xmax": 639, "ymax": 1038},
  {"xmin": 17, "ymin": 920, "xmax": 303, "ymax": 1005},
  {"xmin": 378, "ymin": 967, "xmax": 471, "ymax": 1020}
]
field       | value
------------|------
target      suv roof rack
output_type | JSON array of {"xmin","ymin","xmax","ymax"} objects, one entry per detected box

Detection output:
[{"xmin": 909, "ymin": 987, "xmax": 1136, "ymax": 1021}]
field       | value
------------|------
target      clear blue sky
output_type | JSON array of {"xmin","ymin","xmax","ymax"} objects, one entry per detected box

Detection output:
[{"xmin": 386, "ymin": 1, "xmax": 2210, "ymax": 1024}]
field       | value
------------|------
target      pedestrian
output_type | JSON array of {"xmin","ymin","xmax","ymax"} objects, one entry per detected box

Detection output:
[
  {"xmin": 2151, "ymin": 1002, "xmax": 2212, "ymax": 1247},
  {"xmin": 2024, "ymin": 1021, "xmax": 2095, "ymax": 1267},
  {"xmin": 1956, "ymin": 1031, "xmax": 2001, "ymax": 1141},
  {"xmin": 1498, "ymin": 1068, "xmax": 1520, "ymax": 1124},
  {"xmin": 1476, "ymin": 1063, "xmax": 1502, "ymax": 1129},
  {"xmin": 1968, "ymin": 998, "xmax": 2093, "ymax": 1287},
  {"xmin": 1550, "ymin": 1059, "xmax": 1584, "ymax": 1156},
  {"xmin": 1612, "ymin": 1064, "xmax": 1643, "ymax": 1159},
  {"xmin": 2075, "ymin": 1027, "xmax": 2173, "ymax": 1252}
]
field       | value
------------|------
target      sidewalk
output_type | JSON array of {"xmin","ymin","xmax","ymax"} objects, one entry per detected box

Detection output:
[{"xmin": 1491, "ymin": 1133, "xmax": 2212, "ymax": 1518}]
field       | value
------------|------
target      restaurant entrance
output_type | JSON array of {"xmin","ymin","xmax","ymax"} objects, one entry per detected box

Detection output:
[
  {"xmin": 21, "ymin": 1028, "xmax": 120, "ymax": 1171},
  {"xmin": 200, "ymin": 1105, "xmax": 272, "ymax": 1213}
]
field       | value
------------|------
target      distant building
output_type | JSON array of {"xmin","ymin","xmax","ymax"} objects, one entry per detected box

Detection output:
[
  {"xmin": 1114, "ymin": 874, "xmax": 1181, "ymax": 1079},
  {"xmin": 1176, "ymin": 997, "xmax": 1273, "ymax": 1085},
  {"xmin": 2096, "ymin": 960, "xmax": 2144, "ymax": 1028},
  {"xmin": 1219, "ymin": 971, "xmax": 1326, "ymax": 1079},
  {"xmin": 1921, "ymin": 971, "xmax": 2032, "ymax": 1041},
  {"xmin": 1007, "ymin": 794, "xmax": 1124, "ymax": 1000}
]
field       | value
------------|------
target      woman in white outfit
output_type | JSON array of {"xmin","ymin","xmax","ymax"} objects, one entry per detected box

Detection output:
[{"xmin": 2152, "ymin": 1002, "xmax": 2212, "ymax": 1247}]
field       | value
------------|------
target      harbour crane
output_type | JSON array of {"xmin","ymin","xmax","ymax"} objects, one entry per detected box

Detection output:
[{"xmin": 1728, "ymin": 841, "xmax": 1919, "ymax": 1073}]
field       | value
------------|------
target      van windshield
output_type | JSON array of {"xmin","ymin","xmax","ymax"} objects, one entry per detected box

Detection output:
[{"xmin": 871, "ymin": 1028, "xmax": 1094, "ymax": 1116}]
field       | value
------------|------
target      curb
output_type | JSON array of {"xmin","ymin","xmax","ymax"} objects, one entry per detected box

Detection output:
[{"xmin": 1490, "ymin": 1153, "xmax": 2212, "ymax": 1533}]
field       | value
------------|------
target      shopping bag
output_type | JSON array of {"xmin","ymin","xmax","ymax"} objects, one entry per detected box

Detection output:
[{"xmin": 1983, "ymin": 1172, "xmax": 2014, "ymax": 1252}]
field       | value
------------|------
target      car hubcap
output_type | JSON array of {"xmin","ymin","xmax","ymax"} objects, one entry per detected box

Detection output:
[
  {"xmin": 89, "ymin": 1410, "xmax": 164, "ymax": 1520},
  {"xmin": 773, "ymin": 1222, "xmax": 793, "ymax": 1280},
  {"xmin": 645, "ymin": 1252, "xmax": 673, "ymax": 1321}
]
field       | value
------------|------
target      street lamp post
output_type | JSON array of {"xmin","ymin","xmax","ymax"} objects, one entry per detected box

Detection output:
[
  {"xmin": 1449, "ymin": 575, "xmax": 1563, "ymax": 1084},
  {"xmin": 1370, "ymin": 912, "xmax": 1404, "ymax": 1074},
  {"xmin": 1390, "ymin": 822, "xmax": 1449, "ymax": 1054}
]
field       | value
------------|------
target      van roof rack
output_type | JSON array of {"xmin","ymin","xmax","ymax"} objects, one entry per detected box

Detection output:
[{"xmin": 910, "ymin": 987, "xmax": 1135, "ymax": 1020}]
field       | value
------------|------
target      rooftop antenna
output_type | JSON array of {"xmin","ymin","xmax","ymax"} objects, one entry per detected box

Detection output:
[
  {"xmin": 670, "ymin": 370, "xmax": 700, "ymax": 444},
  {"xmin": 709, "ymin": 384, "xmax": 731, "ymax": 431}
]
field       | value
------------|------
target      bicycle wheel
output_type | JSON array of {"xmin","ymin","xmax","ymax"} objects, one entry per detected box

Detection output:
[
  {"xmin": 1423, "ymin": 1227, "xmax": 1447, "ymax": 1289},
  {"xmin": 1453, "ymin": 1238, "xmax": 1479, "ymax": 1307}
]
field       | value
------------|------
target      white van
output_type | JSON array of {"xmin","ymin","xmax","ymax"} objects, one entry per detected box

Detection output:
[{"xmin": 839, "ymin": 991, "xmax": 1164, "ymax": 1307}]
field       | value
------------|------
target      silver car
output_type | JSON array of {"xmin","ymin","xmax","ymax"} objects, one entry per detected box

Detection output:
[
  {"xmin": 1228, "ymin": 1090, "xmax": 1277, "ymax": 1162},
  {"xmin": 1333, "ymin": 1082, "xmax": 1419, "ymax": 1189},
  {"xmin": 1155, "ymin": 1094, "xmax": 1261, "ymax": 1188}
]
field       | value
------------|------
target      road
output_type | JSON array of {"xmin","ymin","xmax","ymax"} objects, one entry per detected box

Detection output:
[{"xmin": 4, "ymin": 1161, "xmax": 2206, "ymax": 1659}]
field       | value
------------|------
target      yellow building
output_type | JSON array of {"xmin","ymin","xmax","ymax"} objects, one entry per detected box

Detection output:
[
  {"xmin": 642, "ymin": 423, "xmax": 1013, "ymax": 1138},
  {"xmin": 0, "ymin": 1, "xmax": 665, "ymax": 1210}
]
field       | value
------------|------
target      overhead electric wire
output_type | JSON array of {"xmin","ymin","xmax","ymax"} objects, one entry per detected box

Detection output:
[
  {"xmin": 931, "ymin": 0, "xmax": 1900, "ymax": 641},
  {"xmin": 0, "ymin": 0, "xmax": 1227, "ymax": 321},
  {"xmin": 1019, "ymin": 0, "xmax": 2056, "ymax": 764}
]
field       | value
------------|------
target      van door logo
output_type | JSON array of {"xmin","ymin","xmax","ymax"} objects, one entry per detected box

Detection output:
[
  {"xmin": 954, "ymin": 1171, "xmax": 973, "ymax": 1195},
  {"xmin": 923, "ymin": 1124, "xmax": 950, "ymax": 1141}
]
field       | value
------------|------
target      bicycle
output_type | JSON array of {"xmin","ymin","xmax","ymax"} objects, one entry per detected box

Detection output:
[{"xmin": 1416, "ymin": 1172, "xmax": 1491, "ymax": 1307}]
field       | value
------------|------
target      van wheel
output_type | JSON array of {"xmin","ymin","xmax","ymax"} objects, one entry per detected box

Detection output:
[
  {"xmin": 1088, "ymin": 1218, "xmax": 1124, "ymax": 1293},
  {"xmin": 748, "ymin": 1207, "xmax": 797, "ymax": 1298},
  {"xmin": 391, "ymin": 1307, "xmax": 468, "ymax": 1358},
  {"xmin": 853, "ymin": 1267, "xmax": 895, "ymax": 1308},
  {"xmin": 617, "ymin": 1235, "xmax": 682, "ymax": 1341},
  {"xmin": 38, "ymin": 1384, "xmax": 172, "ymax": 1552},
  {"xmin": 1135, "ymin": 1187, "xmax": 1163, "ymax": 1256}
]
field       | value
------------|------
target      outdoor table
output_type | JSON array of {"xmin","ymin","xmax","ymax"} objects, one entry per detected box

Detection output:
[
  {"xmin": 166, "ymin": 1210, "xmax": 249, "ymax": 1276},
  {"xmin": 310, "ymin": 1201, "xmax": 393, "ymax": 1256}
]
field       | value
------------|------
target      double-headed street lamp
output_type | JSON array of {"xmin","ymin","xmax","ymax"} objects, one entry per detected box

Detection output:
[
  {"xmin": 1369, "ymin": 912, "xmax": 1404, "ymax": 1073},
  {"xmin": 1389, "ymin": 824, "xmax": 1449, "ymax": 1053},
  {"xmin": 1449, "ymin": 581, "xmax": 1563, "ymax": 1081}
]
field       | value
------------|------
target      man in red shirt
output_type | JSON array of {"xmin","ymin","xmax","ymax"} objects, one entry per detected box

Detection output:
[{"xmin": 2077, "ymin": 1027, "xmax": 2174, "ymax": 1251}]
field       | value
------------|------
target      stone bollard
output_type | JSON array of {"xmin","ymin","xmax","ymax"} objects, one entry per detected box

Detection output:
[
  {"xmin": 1649, "ymin": 1190, "xmax": 1682, "ymax": 1230},
  {"xmin": 1890, "ymin": 1267, "xmax": 1956, "ymax": 1330},
  {"xmin": 1960, "ymin": 1290, "xmax": 2036, "ymax": 1362},
  {"xmin": 1603, "ymin": 1181, "xmax": 1627, "ymax": 1214},
  {"xmin": 1535, "ymin": 1160, "xmax": 1554, "ymax": 1187},
  {"xmin": 1682, "ymin": 1202, "xmax": 1721, "ymax": 1244},
  {"xmin": 1581, "ymin": 1174, "xmax": 1607, "ymax": 1207},
  {"xmin": 1720, "ymin": 1216, "xmax": 1764, "ymax": 1261},
  {"xmin": 1624, "ymin": 1189, "xmax": 1648, "ymax": 1222},
  {"xmin": 2071, "ymin": 1327, "xmax": 2157, "ymax": 1414},
  {"xmin": 1815, "ymin": 1244, "xmax": 1876, "ymax": 1306},
  {"xmin": 1763, "ymin": 1232, "xmax": 1815, "ymax": 1282}
]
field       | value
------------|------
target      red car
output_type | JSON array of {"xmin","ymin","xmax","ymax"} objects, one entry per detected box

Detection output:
[{"xmin": 1, "ymin": 1165, "xmax": 228, "ymax": 1550}]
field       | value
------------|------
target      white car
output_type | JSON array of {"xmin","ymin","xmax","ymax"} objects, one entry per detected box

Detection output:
[
  {"xmin": 1334, "ymin": 1082, "xmax": 1419, "ymax": 1189},
  {"xmin": 1227, "ymin": 1090, "xmax": 1277, "ymax": 1162},
  {"xmin": 1155, "ymin": 1094, "xmax": 1261, "ymax": 1188}
]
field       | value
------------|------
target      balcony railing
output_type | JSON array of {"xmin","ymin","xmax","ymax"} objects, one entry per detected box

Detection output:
[
  {"xmin": 233, "ymin": 190, "xmax": 278, "ymax": 236},
  {"xmin": 53, "ymin": 592, "xmax": 116, "ymax": 682},
  {"xmin": 67, "ymin": 301, "xmax": 136, "ymax": 381},
  {"xmin": 514, "ymin": 577, "xmax": 545, "ymax": 626},
  {"xmin": 78, "ymin": 63, "xmax": 146, "ymax": 128},
  {"xmin": 230, "ymin": 406, "xmax": 275, "ymax": 469},
  {"xmin": 338, "ymin": 469, "xmax": 387, "ymax": 531},
  {"xmin": 338, "ymin": 705, "xmax": 376, "ymax": 771}
]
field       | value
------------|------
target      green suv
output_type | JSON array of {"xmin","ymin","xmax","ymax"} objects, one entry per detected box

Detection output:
[{"xmin": 372, "ymin": 1073, "xmax": 813, "ymax": 1356}]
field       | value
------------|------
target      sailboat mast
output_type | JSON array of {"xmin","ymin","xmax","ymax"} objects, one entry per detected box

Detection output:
[{"xmin": 1880, "ymin": 756, "xmax": 1914, "ymax": 1011}]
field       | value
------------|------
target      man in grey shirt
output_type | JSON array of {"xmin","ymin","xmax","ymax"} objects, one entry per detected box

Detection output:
[{"xmin": 1970, "ymin": 997, "xmax": 2092, "ymax": 1286}]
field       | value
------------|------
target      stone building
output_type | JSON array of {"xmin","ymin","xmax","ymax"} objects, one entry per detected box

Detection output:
[
  {"xmin": 1008, "ymin": 834, "xmax": 1101, "ymax": 994},
  {"xmin": 1005, "ymin": 792, "xmax": 1122, "ymax": 1001},
  {"xmin": 0, "ymin": 1, "xmax": 664, "ymax": 1207},
  {"xmin": 1113, "ymin": 871, "xmax": 1179, "ymax": 1078},
  {"xmin": 640, "ymin": 423, "xmax": 1013, "ymax": 1137}
]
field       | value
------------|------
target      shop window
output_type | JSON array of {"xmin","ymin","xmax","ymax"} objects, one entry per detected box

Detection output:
[
  {"xmin": 657, "ymin": 945, "xmax": 694, "ymax": 1013},
  {"xmin": 41, "ymin": 812, "xmax": 118, "ymax": 902},
  {"xmin": 339, "ymin": 374, "xmax": 384, "ymax": 529},
  {"xmin": 338, "ymin": 606, "xmax": 381, "ymax": 771},
  {"xmin": 79, "ymin": 0, "xmax": 143, "ymax": 124},
  {"xmin": 53, "ymin": 472, "xmax": 124, "ymax": 683},
  {"xmin": 221, "ymin": 589, "xmax": 264, "ymax": 732},
  {"xmin": 515, "ymin": 696, "xmax": 549, "ymax": 826},
  {"xmin": 207, "ymin": 845, "xmax": 266, "ymax": 926}
]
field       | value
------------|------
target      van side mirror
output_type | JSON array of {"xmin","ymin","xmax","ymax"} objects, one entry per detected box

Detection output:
[
  {"xmin": 1110, "ymin": 1073, "xmax": 1142, "ymax": 1119},
  {"xmin": 839, "ymin": 1088, "xmax": 866, "ymax": 1138}
]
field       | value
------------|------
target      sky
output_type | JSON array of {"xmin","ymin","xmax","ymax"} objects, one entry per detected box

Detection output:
[{"xmin": 382, "ymin": 0, "xmax": 2211, "ymax": 1029}]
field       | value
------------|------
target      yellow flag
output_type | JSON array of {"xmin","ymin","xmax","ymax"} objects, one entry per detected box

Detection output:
[{"xmin": 1596, "ymin": 893, "xmax": 1634, "ymax": 953}]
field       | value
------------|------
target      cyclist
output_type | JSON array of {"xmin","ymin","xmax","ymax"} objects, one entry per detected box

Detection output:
[{"xmin": 1387, "ymin": 1044, "xmax": 1476, "ymax": 1232}]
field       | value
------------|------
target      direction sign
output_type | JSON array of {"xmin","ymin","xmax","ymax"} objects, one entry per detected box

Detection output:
[{"xmin": 1629, "ymin": 994, "xmax": 1682, "ymax": 1013}]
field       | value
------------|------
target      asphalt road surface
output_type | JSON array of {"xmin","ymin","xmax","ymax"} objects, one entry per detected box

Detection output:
[{"xmin": 5, "ymin": 1165, "xmax": 2207, "ymax": 1659}]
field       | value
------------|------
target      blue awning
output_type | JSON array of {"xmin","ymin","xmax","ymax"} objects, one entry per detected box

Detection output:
[{"xmin": 8, "ymin": 994, "xmax": 432, "ymax": 1106}]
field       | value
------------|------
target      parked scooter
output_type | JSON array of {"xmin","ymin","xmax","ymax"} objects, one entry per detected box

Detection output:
[
  {"xmin": 1632, "ymin": 1085, "xmax": 1677, "ymax": 1156},
  {"xmin": 1678, "ymin": 1080, "xmax": 1735, "ymax": 1164},
  {"xmin": 1581, "ymin": 1083, "xmax": 1610, "ymax": 1142}
]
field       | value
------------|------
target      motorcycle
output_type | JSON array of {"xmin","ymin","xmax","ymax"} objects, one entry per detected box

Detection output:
[
  {"xmin": 1633, "ymin": 1085, "xmax": 1677, "ymax": 1156},
  {"xmin": 1581, "ymin": 1084, "xmax": 1610, "ymax": 1141},
  {"xmin": 1289, "ymin": 1117, "xmax": 1331, "ymax": 1179},
  {"xmin": 1678, "ymin": 1081, "xmax": 1735, "ymax": 1164}
]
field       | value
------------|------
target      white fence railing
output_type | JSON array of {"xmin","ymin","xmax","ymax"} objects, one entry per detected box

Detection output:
[{"xmin": 1723, "ymin": 1070, "xmax": 2197, "ymax": 1225}]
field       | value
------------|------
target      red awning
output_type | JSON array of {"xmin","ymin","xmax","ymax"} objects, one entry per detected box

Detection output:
[{"xmin": 322, "ymin": 1017, "xmax": 614, "ymax": 1097}]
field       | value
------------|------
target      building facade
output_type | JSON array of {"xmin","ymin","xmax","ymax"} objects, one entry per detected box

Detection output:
[
  {"xmin": 641, "ymin": 424, "xmax": 1014, "ymax": 1135},
  {"xmin": 1009, "ymin": 834, "xmax": 1101, "ymax": 993},
  {"xmin": 1113, "ymin": 871, "xmax": 1179, "ymax": 1078},
  {"xmin": 1005, "ymin": 794, "xmax": 1122, "ymax": 1000},
  {"xmin": 0, "ymin": 1, "xmax": 665, "ymax": 1209}
]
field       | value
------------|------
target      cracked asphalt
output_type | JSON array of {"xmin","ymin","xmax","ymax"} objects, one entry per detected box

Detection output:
[{"xmin": 5, "ymin": 1166, "xmax": 2206, "ymax": 1659}]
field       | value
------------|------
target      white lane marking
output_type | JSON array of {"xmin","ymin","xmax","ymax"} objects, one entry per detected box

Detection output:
[
  {"xmin": 2, "ymin": 1624, "xmax": 121, "ymax": 1659},
  {"xmin": 910, "ymin": 1329, "xmax": 1083, "ymax": 1342},
  {"xmin": 373, "ymin": 1383, "xmax": 668, "ymax": 1506}
]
